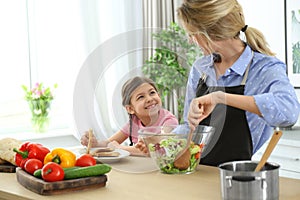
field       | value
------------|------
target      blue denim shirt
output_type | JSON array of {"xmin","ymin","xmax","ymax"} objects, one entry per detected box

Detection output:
[{"xmin": 183, "ymin": 45, "xmax": 300, "ymax": 153}]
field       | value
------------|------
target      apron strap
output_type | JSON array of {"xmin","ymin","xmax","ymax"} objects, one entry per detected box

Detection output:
[{"xmin": 241, "ymin": 51, "xmax": 254, "ymax": 85}]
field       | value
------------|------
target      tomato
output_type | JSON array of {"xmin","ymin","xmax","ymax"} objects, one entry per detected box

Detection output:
[
  {"xmin": 42, "ymin": 162, "xmax": 64, "ymax": 182},
  {"xmin": 199, "ymin": 143, "xmax": 204, "ymax": 149},
  {"xmin": 195, "ymin": 152, "xmax": 201, "ymax": 159},
  {"xmin": 19, "ymin": 158, "xmax": 29, "ymax": 170},
  {"xmin": 75, "ymin": 154, "xmax": 96, "ymax": 167},
  {"xmin": 24, "ymin": 158, "xmax": 43, "ymax": 175}
]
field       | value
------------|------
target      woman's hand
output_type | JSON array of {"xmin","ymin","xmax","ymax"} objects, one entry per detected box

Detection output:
[{"xmin": 188, "ymin": 91, "xmax": 223, "ymax": 129}]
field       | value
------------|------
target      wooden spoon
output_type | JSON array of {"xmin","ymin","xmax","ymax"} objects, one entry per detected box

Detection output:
[
  {"xmin": 254, "ymin": 130, "xmax": 282, "ymax": 172},
  {"xmin": 173, "ymin": 129, "xmax": 193, "ymax": 170},
  {"xmin": 86, "ymin": 129, "xmax": 93, "ymax": 154}
]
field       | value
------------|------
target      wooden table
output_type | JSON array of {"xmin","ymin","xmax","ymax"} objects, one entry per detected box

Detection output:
[{"xmin": 1, "ymin": 156, "xmax": 300, "ymax": 200}]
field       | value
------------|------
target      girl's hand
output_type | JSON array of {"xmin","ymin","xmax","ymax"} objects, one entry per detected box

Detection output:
[
  {"xmin": 135, "ymin": 139, "xmax": 149, "ymax": 155},
  {"xmin": 188, "ymin": 91, "xmax": 223, "ymax": 129},
  {"xmin": 107, "ymin": 141, "xmax": 121, "ymax": 149},
  {"xmin": 80, "ymin": 131, "xmax": 99, "ymax": 147}
]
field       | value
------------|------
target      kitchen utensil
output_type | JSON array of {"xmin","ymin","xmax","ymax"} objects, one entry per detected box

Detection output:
[
  {"xmin": 254, "ymin": 130, "xmax": 282, "ymax": 172},
  {"xmin": 219, "ymin": 160, "xmax": 280, "ymax": 200},
  {"xmin": 174, "ymin": 128, "xmax": 193, "ymax": 162},
  {"xmin": 86, "ymin": 129, "xmax": 93, "ymax": 154}
]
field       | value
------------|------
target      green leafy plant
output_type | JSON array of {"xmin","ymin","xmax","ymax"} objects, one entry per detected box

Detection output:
[{"xmin": 142, "ymin": 22, "xmax": 202, "ymax": 123}]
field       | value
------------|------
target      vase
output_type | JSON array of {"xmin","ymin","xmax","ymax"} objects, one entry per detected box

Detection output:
[
  {"xmin": 31, "ymin": 116, "xmax": 50, "ymax": 133},
  {"xmin": 28, "ymin": 99, "xmax": 51, "ymax": 133}
]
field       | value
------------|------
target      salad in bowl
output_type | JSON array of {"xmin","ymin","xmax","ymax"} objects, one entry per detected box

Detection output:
[{"xmin": 139, "ymin": 125, "xmax": 214, "ymax": 174}]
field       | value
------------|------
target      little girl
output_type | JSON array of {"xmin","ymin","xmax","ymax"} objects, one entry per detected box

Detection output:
[{"xmin": 81, "ymin": 76, "xmax": 178, "ymax": 155}]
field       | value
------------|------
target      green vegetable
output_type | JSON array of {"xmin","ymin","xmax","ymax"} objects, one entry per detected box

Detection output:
[
  {"xmin": 190, "ymin": 145, "xmax": 200, "ymax": 155},
  {"xmin": 33, "ymin": 169, "xmax": 42, "ymax": 178},
  {"xmin": 33, "ymin": 166, "xmax": 80, "ymax": 178},
  {"xmin": 64, "ymin": 164, "xmax": 111, "ymax": 180}
]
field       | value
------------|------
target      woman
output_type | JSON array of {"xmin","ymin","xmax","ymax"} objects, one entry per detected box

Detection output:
[
  {"xmin": 81, "ymin": 76, "xmax": 178, "ymax": 156},
  {"xmin": 178, "ymin": 0, "xmax": 300, "ymax": 166}
]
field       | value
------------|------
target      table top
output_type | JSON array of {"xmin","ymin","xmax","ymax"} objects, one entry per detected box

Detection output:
[{"xmin": 1, "ymin": 156, "xmax": 300, "ymax": 200}]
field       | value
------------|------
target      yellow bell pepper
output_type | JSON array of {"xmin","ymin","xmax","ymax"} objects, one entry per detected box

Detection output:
[{"xmin": 44, "ymin": 148, "xmax": 76, "ymax": 168}]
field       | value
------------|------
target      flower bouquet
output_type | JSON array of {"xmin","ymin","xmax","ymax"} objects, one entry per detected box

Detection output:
[{"xmin": 22, "ymin": 83, "xmax": 57, "ymax": 132}]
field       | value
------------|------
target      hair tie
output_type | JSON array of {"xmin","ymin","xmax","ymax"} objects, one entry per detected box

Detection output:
[
  {"xmin": 213, "ymin": 53, "xmax": 222, "ymax": 63},
  {"xmin": 241, "ymin": 25, "xmax": 248, "ymax": 32}
]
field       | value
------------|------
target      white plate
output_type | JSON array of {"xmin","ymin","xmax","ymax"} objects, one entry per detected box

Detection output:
[{"xmin": 93, "ymin": 148, "xmax": 130, "ymax": 163}]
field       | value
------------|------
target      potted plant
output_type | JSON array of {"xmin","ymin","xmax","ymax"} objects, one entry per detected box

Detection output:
[{"xmin": 142, "ymin": 22, "xmax": 202, "ymax": 123}]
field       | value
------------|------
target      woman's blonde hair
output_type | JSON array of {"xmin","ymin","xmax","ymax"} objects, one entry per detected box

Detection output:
[{"xmin": 177, "ymin": 0, "xmax": 275, "ymax": 56}]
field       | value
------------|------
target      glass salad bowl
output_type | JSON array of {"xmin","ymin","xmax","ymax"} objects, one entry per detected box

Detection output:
[{"xmin": 138, "ymin": 124, "xmax": 214, "ymax": 174}]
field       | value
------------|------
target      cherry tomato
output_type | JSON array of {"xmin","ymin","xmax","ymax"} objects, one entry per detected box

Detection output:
[
  {"xmin": 24, "ymin": 158, "xmax": 43, "ymax": 175},
  {"xmin": 75, "ymin": 154, "xmax": 96, "ymax": 167},
  {"xmin": 42, "ymin": 162, "xmax": 64, "ymax": 182},
  {"xmin": 195, "ymin": 152, "xmax": 201, "ymax": 159},
  {"xmin": 19, "ymin": 158, "xmax": 29, "ymax": 170}
]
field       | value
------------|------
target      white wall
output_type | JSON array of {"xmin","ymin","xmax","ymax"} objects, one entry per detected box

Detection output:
[
  {"xmin": 239, "ymin": 0, "xmax": 300, "ymax": 126},
  {"xmin": 239, "ymin": 0, "xmax": 285, "ymax": 61}
]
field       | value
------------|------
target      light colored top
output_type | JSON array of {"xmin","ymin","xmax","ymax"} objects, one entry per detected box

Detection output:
[
  {"xmin": 121, "ymin": 108, "xmax": 178, "ymax": 143},
  {"xmin": 183, "ymin": 45, "xmax": 300, "ymax": 153}
]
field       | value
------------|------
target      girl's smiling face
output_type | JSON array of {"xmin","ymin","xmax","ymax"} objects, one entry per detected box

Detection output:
[{"xmin": 125, "ymin": 83, "xmax": 162, "ymax": 125}]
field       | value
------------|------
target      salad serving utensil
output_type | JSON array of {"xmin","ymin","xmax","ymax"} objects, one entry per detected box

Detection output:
[
  {"xmin": 254, "ymin": 129, "xmax": 282, "ymax": 172},
  {"xmin": 173, "ymin": 128, "xmax": 193, "ymax": 168}
]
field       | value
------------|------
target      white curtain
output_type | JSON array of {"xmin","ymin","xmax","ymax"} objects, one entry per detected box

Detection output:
[
  {"xmin": 0, "ymin": 0, "xmax": 182, "ymax": 140},
  {"xmin": 73, "ymin": 0, "xmax": 145, "ymax": 141},
  {"xmin": 142, "ymin": 0, "xmax": 184, "ymax": 119},
  {"xmin": 142, "ymin": 0, "xmax": 179, "ymax": 60}
]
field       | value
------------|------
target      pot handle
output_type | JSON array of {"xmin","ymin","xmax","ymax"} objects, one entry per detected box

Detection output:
[
  {"xmin": 225, "ymin": 176, "xmax": 233, "ymax": 188},
  {"xmin": 256, "ymin": 177, "xmax": 267, "ymax": 189},
  {"xmin": 225, "ymin": 176, "xmax": 267, "ymax": 189}
]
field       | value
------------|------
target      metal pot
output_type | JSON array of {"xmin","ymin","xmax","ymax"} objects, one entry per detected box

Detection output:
[{"xmin": 218, "ymin": 160, "xmax": 279, "ymax": 200}]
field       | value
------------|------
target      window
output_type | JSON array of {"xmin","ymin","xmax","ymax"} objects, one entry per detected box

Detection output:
[{"xmin": 0, "ymin": 0, "xmax": 143, "ymax": 139}]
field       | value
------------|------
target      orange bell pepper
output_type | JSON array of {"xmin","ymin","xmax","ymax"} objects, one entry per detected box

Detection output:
[{"xmin": 44, "ymin": 148, "xmax": 76, "ymax": 168}]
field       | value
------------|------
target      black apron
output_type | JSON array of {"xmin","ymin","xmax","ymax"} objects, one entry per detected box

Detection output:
[{"xmin": 197, "ymin": 53, "xmax": 254, "ymax": 167}]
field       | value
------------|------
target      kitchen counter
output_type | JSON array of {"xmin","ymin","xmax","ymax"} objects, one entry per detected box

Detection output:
[{"xmin": 1, "ymin": 156, "xmax": 300, "ymax": 200}]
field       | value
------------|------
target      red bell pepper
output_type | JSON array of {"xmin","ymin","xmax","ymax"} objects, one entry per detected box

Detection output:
[{"xmin": 13, "ymin": 142, "xmax": 50, "ymax": 168}]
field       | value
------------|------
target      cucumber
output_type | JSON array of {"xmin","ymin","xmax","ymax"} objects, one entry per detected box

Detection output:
[
  {"xmin": 64, "ymin": 164, "xmax": 111, "ymax": 180},
  {"xmin": 33, "ymin": 166, "xmax": 80, "ymax": 179}
]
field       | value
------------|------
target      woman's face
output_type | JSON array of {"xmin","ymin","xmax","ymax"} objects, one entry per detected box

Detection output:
[
  {"xmin": 126, "ymin": 83, "xmax": 162, "ymax": 119},
  {"xmin": 190, "ymin": 34, "xmax": 211, "ymax": 55}
]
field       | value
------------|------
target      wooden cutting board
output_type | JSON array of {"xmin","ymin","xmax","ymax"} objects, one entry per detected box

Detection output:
[
  {"xmin": 16, "ymin": 168, "xmax": 108, "ymax": 195},
  {"xmin": 0, "ymin": 163, "xmax": 16, "ymax": 173}
]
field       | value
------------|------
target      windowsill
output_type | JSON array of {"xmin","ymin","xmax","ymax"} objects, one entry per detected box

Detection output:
[{"xmin": 0, "ymin": 127, "xmax": 77, "ymax": 141}]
